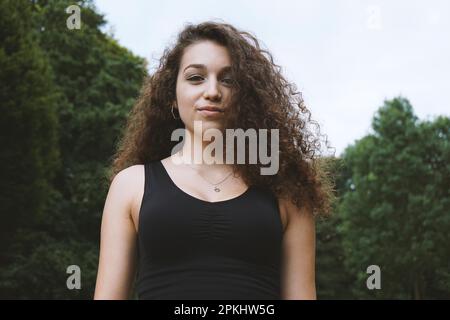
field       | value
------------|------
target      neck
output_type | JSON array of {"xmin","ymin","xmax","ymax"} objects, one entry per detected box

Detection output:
[{"xmin": 177, "ymin": 129, "xmax": 231, "ymax": 172}]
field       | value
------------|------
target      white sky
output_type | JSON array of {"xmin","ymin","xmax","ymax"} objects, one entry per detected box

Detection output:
[{"xmin": 95, "ymin": 0, "xmax": 450, "ymax": 157}]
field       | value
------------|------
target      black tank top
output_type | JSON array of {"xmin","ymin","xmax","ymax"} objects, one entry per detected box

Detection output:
[{"xmin": 136, "ymin": 160, "xmax": 283, "ymax": 300}]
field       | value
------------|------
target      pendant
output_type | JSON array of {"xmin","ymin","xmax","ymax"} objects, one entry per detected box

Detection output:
[{"xmin": 214, "ymin": 187, "xmax": 221, "ymax": 192}]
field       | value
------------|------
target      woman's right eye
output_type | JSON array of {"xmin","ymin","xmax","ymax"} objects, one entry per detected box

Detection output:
[{"xmin": 187, "ymin": 76, "xmax": 203, "ymax": 81}]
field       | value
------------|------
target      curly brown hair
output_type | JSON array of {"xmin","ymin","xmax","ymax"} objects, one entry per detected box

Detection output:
[{"xmin": 110, "ymin": 21, "xmax": 335, "ymax": 217}]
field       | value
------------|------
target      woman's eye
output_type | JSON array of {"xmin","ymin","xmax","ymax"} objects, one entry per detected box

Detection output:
[
  {"xmin": 187, "ymin": 76, "xmax": 203, "ymax": 81},
  {"xmin": 222, "ymin": 78, "xmax": 233, "ymax": 85}
]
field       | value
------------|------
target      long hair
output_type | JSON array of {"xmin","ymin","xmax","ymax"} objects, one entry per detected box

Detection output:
[{"xmin": 110, "ymin": 21, "xmax": 335, "ymax": 217}]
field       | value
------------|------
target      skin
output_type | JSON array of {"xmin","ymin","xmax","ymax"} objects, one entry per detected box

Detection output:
[{"xmin": 94, "ymin": 40, "xmax": 316, "ymax": 300}]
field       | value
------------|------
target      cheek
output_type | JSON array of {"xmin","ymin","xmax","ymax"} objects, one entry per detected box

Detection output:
[
  {"xmin": 223, "ymin": 89, "xmax": 232, "ymax": 101},
  {"xmin": 177, "ymin": 83, "xmax": 198, "ymax": 104},
  {"xmin": 176, "ymin": 89, "xmax": 196, "ymax": 118}
]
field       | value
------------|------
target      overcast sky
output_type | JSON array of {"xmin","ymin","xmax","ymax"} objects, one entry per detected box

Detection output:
[{"xmin": 95, "ymin": 0, "xmax": 449, "ymax": 157}]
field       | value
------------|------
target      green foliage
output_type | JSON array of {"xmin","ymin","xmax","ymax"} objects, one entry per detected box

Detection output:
[
  {"xmin": 0, "ymin": 0, "xmax": 60, "ymax": 267},
  {"xmin": 316, "ymin": 157, "xmax": 358, "ymax": 299},
  {"xmin": 2, "ymin": 233, "xmax": 98, "ymax": 299},
  {"xmin": 338, "ymin": 97, "xmax": 450, "ymax": 299},
  {"xmin": 0, "ymin": 0, "xmax": 146, "ymax": 299}
]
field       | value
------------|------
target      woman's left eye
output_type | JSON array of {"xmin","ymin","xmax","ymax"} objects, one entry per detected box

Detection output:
[{"xmin": 222, "ymin": 78, "xmax": 233, "ymax": 85}]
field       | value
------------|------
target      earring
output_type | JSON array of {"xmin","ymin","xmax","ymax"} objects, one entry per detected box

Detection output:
[{"xmin": 171, "ymin": 104, "xmax": 180, "ymax": 120}]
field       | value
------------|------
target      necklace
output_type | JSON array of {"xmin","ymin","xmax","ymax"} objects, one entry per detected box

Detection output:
[{"xmin": 176, "ymin": 152, "xmax": 233, "ymax": 192}]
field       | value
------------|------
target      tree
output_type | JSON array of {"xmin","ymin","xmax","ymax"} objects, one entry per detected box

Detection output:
[
  {"xmin": 338, "ymin": 97, "xmax": 450, "ymax": 299},
  {"xmin": 316, "ymin": 157, "xmax": 358, "ymax": 299},
  {"xmin": 0, "ymin": 0, "xmax": 60, "ymax": 295},
  {"xmin": 1, "ymin": 0, "xmax": 147, "ymax": 299}
]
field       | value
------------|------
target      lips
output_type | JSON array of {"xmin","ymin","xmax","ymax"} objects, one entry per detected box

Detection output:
[
  {"xmin": 196, "ymin": 105, "xmax": 224, "ymax": 112},
  {"xmin": 196, "ymin": 105, "xmax": 225, "ymax": 118}
]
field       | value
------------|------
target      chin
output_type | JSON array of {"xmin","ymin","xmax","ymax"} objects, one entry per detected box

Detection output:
[{"xmin": 188, "ymin": 119, "xmax": 224, "ymax": 134}]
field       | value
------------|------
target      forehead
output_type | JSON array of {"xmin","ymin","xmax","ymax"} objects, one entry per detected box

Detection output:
[{"xmin": 180, "ymin": 41, "xmax": 231, "ymax": 72}]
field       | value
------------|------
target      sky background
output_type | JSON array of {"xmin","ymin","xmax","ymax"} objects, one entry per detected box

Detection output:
[{"xmin": 94, "ymin": 0, "xmax": 450, "ymax": 157}]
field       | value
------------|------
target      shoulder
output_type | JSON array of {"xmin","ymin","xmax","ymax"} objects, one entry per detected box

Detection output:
[
  {"xmin": 109, "ymin": 165, "xmax": 145, "ymax": 211},
  {"xmin": 277, "ymin": 197, "xmax": 314, "ymax": 232},
  {"xmin": 111, "ymin": 164, "xmax": 145, "ymax": 190}
]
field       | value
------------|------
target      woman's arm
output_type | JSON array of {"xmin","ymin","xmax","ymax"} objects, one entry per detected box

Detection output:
[
  {"xmin": 279, "ymin": 199, "xmax": 316, "ymax": 300},
  {"xmin": 94, "ymin": 166, "xmax": 141, "ymax": 300}
]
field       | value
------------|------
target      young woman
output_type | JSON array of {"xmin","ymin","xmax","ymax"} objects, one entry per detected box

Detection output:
[{"xmin": 94, "ymin": 21, "xmax": 334, "ymax": 300}]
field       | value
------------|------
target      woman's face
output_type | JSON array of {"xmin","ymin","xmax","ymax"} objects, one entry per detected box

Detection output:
[{"xmin": 175, "ymin": 40, "xmax": 233, "ymax": 135}]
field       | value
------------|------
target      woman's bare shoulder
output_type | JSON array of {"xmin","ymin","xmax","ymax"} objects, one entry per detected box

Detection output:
[
  {"xmin": 111, "ymin": 165, "xmax": 144, "ymax": 191},
  {"xmin": 115, "ymin": 165, "xmax": 146, "ymax": 231},
  {"xmin": 108, "ymin": 165, "xmax": 145, "ymax": 213}
]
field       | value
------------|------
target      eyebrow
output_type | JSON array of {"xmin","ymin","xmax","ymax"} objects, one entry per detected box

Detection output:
[{"xmin": 183, "ymin": 64, "xmax": 232, "ymax": 73}]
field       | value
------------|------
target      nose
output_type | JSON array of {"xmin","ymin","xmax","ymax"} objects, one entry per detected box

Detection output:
[{"xmin": 203, "ymin": 78, "xmax": 222, "ymax": 101}]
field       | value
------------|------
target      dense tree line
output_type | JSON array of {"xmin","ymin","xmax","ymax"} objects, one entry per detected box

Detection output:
[{"xmin": 0, "ymin": 0, "xmax": 146, "ymax": 299}]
